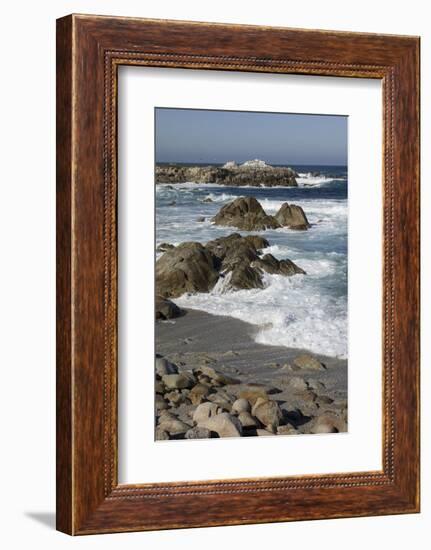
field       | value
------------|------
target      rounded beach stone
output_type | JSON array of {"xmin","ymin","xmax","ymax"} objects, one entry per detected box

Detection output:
[
  {"xmin": 155, "ymin": 427, "xmax": 170, "ymax": 440},
  {"xmin": 238, "ymin": 411, "xmax": 258, "ymax": 428},
  {"xmin": 155, "ymin": 380, "xmax": 165, "ymax": 394},
  {"xmin": 155, "ymin": 394, "xmax": 169, "ymax": 411},
  {"xmin": 238, "ymin": 386, "xmax": 269, "ymax": 405},
  {"xmin": 199, "ymin": 412, "xmax": 242, "ymax": 438},
  {"xmin": 189, "ymin": 383, "xmax": 211, "ymax": 405},
  {"xmin": 194, "ymin": 365, "xmax": 240, "ymax": 386},
  {"xmin": 158, "ymin": 415, "xmax": 191, "ymax": 436},
  {"xmin": 251, "ymin": 398, "xmax": 283, "ymax": 430},
  {"xmin": 161, "ymin": 371, "xmax": 196, "ymax": 390},
  {"xmin": 231, "ymin": 398, "xmax": 251, "ymax": 414},
  {"xmin": 165, "ymin": 390, "xmax": 189, "ymax": 406},
  {"xmin": 293, "ymin": 354, "xmax": 326, "ymax": 371},
  {"xmin": 192, "ymin": 402, "xmax": 221, "ymax": 425},
  {"xmin": 287, "ymin": 376, "xmax": 309, "ymax": 392},
  {"xmin": 310, "ymin": 413, "xmax": 345, "ymax": 434},
  {"xmin": 155, "ymin": 357, "xmax": 178, "ymax": 377},
  {"xmin": 155, "ymin": 295, "xmax": 185, "ymax": 320},
  {"xmin": 256, "ymin": 428, "xmax": 274, "ymax": 436},
  {"xmin": 277, "ymin": 425, "xmax": 299, "ymax": 435},
  {"xmin": 185, "ymin": 427, "xmax": 212, "ymax": 439}
]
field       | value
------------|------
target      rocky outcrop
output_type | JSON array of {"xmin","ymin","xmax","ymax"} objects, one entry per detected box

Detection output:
[
  {"xmin": 155, "ymin": 242, "xmax": 219, "ymax": 298},
  {"xmin": 156, "ymin": 242, "xmax": 175, "ymax": 253},
  {"xmin": 212, "ymin": 197, "xmax": 311, "ymax": 232},
  {"xmin": 212, "ymin": 197, "xmax": 280, "ymax": 231},
  {"xmin": 155, "ymin": 295, "xmax": 185, "ymax": 320},
  {"xmin": 156, "ymin": 232, "xmax": 305, "ymax": 298},
  {"xmin": 275, "ymin": 203, "xmax": 310, "ymax": 230},
  {"xmin": 252, "ymin": 254, "xmax": 306, "ymax": 276},
  {"xmin": 155, "ymin": 160, "xmax": 298, "ymax": 187}
]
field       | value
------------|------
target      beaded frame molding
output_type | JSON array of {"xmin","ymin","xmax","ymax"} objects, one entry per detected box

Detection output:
[{"xmin": 56, "ymin": 14, "xmax": 420, "ymax": 535}]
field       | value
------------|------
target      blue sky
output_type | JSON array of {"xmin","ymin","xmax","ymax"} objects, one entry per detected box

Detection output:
[{"xmin": 155, "ymin": 108, "xmax": 347, "ymax": 166}]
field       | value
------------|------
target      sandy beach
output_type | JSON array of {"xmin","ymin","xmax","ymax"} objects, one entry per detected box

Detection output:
[{"xmin": 155, "ymin": 308, "xmax": 347, "ymax": 437}]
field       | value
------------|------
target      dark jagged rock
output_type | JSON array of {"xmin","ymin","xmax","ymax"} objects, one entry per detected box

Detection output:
[
  {"xmin": 243, "ymin": 235, "xmax": 270, "ymax": 250},
  {"xmin": 156, "ymin": 233, "xmax": 305, "ymax": 298},
  {"xmin": 155, "ymin": 160, "xmax": 298, "ymax": 187},
  {"xmin": 156, "ymin": 242, "xmax": 175, "ymax": 253},
  {"xmin": 252, "ymin": 253, "xmax": 306, "ymax": 276},
  {"xmin": 212, "ymin": 196, "xmax": 280, "ymax": 231},
  {"xmin": 156, "ymin": 242, "xmax": 219, "ymax": 298},
  {"xmin": 155, "ymin": 295, "xmax": 185, "ymax": 321},
  {"xmin": 275, "ymin": 203, "xmax": 310, "ymax": 230},
  {"xmin": 205, "ymin": 233, "xmax": 244, "ymax": 261},
  {"xmin": 228, "ymin": 263, "xmax": 264, "ymax": 291}
]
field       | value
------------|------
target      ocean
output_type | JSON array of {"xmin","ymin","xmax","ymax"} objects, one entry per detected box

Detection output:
[{"xmin": 155, "ymin": 165, "xmax": 348, "ymax": 359}]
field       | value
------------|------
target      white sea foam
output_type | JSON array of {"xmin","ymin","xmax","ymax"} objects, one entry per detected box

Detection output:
[
  {"xmin": 202, "ymin": 192, "xmax": 237, "ymax": 203},
  {"xmin": 296, "ymin": 173, "xmax": 346, "ymax": 187},
  {"xmin": 157, "ymin": 179, "xmax": 348, "ymax": 359},
  {"xmin": 176, "ymin": 272, "xmax": 347, "ymax": 358}
]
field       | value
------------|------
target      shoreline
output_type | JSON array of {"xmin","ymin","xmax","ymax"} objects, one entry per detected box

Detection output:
[
  {"xmin": 157, "ymin": 308, "xmax": 346, "ymax": 374},
  {"xmin": 155, "ymin": 308, "xmax": 347, "ymax": 438}
]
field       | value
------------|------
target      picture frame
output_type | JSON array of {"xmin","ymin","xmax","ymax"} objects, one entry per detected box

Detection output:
[{"xmin": 56, "ymin": 14, "xmax": 420, "ymax": 535}]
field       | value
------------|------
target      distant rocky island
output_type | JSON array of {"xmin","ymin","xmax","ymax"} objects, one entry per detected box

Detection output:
[{"xmin": 155, "ymin": 159, "xmax": 298, "ymax": 187}]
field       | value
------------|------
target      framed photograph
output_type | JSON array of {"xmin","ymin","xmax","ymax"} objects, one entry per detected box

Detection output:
[{"xmin": 56, "ymin": 14, "xmax": 420, "ymax": 534}]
